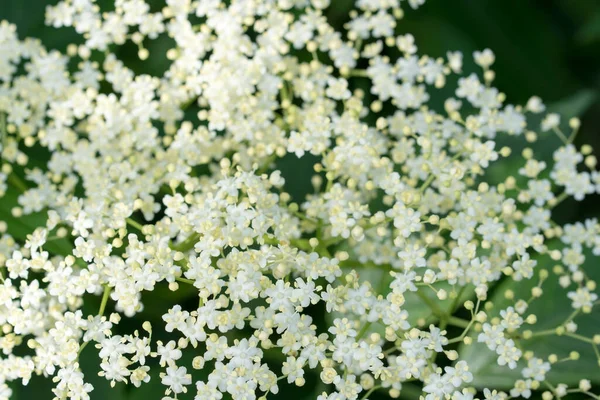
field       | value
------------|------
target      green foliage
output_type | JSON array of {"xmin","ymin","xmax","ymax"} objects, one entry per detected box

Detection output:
[
  {"xmin": 459, "ymin": 247, "xmax": 600, "ymax": 389},
  {"xmin": 1, "ymin": 1, "xmax": 600, "ymax": 399},
  {"xmin": 485, "ymin": 89, "xmax": 598, "ymax": 189},
  {"xmin": 0, "ymin": 182, "xmax": 73, "ymax": 256}
]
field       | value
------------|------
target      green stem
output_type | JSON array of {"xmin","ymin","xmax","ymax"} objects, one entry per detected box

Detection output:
[
  {"xmin": 415, "ymin": 288, "xmax": 444, "ymax": 317},
  {"xmin": 8, "ymin": 173, "xmax": 28, "ymax": 193},
  {"xmin": 583, "ymin": 392, "xmax": 600, "ymax": 400},
  {"xmin": 356, "ymin": 321, "xmax": 372, "ymax": 341},
  {"xmin": 562, "ymin": 309, "xmax": 580, "ymax": 325},
  {"xmin": 447, "ymin": 318, "xmax": 476, "ymax": 344},
  {"xmin": 543, "ymin": 380, "xmax": 559, "ymax": 398},
  {"xmin": 176, "ymin": 277, "xmax": 195, "ymax": 285},
  {"xmin": 325, "ymin": 176, "xmax": 333, "ymax": 193},
  {"xmin": 552, "ymin": 127, "xmax": 570, "ymax": 145},
  {"xmin": 529, "ymin": 328, "xmax": 556, "ymax": 338},
  {"xmin": 170, "ymin": 233, "xmax": 201, "ymax": 252},
  {"xmin": 78, "ymin": 285, "xmax": 111, "ymax": 357},
  {"xmin": 339, "ymin": 259, "xmax": 392, "ymax": 271},
  {"xmin": 419, "ymin": 174, "xmax": 435, "ymax": 193},
  {"xmin": 565, "ymin": 332, "xmax": 594, "ymax": 344},
  {"xmin": 98, "ymin": 285, "xmax": 111, "ymax": 316},
  {"xmin": 551, "ymin": 191, "xmax": 569, "ymax": 209},
  {"xmin": 354, "ymin": 38, "xmax": 363, "ymax": 52},
  {"xmin": 360, "ymin": 385, "xmax": 381, "ymax": 400},
  {"xmin": 0, "ymin": 112, "xmax": 6, "ymax": 155},
  {"xmin": 257, "ymin": 154, "xmax": 277, "ymax": 175},
  {"xmin": 348, "ymin": 69, "xmax": 369, "ymax": 78},
  {"xmin": 181, "ymin": 95, "xmax": 200, "ymax": 110},
  {"xmin": 568, "ymin": 126, "xmax": 580, "ymax": 144},
  {"xmin": 593, "ymin": 342, "xmax": 600, "ymax": 362},
  {"xmin": 287, "ymin": 208, "xmax": 319, "ymax": 224},
  {"xmin": 446, "ymin": 316, "xmax": 470, "ymax": 329},
  {"xmin": 262, "ymin": 235, "xmax": 312, "ymax": 252},
  {"xmin": 126, "ymin": 217, "xmax": 144, "ymax": 231},
  {"xmin": 448, "ymin": 286, "xmax": 466, "ymax": 314}
]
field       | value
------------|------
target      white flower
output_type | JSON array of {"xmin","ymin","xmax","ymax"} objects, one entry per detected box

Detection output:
[
  {"xmin": 470, "ymin": 140, "xmax": 498, "ymax": 168},
  {"xmin": 161, "ymin": 366, "xmax": 192, "ymax": 394},
  {"xmin": 496, "ymin": 339, "xmax": 522, "ymax": 369},
  {"xmin": 157, "ymin": 341, "xmax": 183, "ymax": 367},
  {"xmin": 474, "ymin": 48, "xmax": 495, "ymax": 69},
  {"xmin": 541, "ymin": 113, "xmax": 560, "ymax": 131},
  {"xmin": 522, "ymin": 357, "xmax": 550, "ymax": 381},
  {"xmin": 568, "ymin": 287, "xmax": 598, "ymax": 310},
  {"xmin": 0, "ymin": 1, "xmax": 598, "ymax": 399}
]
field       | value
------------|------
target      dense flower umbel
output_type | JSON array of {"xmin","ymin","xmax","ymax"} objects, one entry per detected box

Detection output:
[{"xmin": 0, "ymin": 0, "xmax": 599, "ymax": 399}]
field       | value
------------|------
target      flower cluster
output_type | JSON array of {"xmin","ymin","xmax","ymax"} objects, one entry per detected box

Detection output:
[{"xmin": 0, "ymin": 1, "xmax": 599, "ymax": 400}]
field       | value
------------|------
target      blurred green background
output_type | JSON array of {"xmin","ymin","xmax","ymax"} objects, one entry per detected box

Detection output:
[{"xmin": 1, "ymin": 0, "xmax": 600, "ymax": 399}]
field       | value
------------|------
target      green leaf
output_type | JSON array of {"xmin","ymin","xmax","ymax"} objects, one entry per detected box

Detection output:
[
  {"xmin": 137, "ymin": 282, "xmax": 198, "ymax": 323},
  {"xmin": 546, "ymin": 89, "xmax": 598, "ymax": 120},
  {"xmin": 485, "ymin": 89, "xmax": 597, "ymax": 194},
  {"xmin": 458, "ymin": 247, "xmax": 600, "ymax": 389},
  {"xmin": 79, "ymin": 347, "xmax": 128, "ymax": 400},
  {"xmin": 402, "ymin": 0, "xmax": 580, "ymax": 102},
  {"xmin": 125, "ymin": 350, "xmax": 211, "ymax": 400},
  {"xmin": 326, "ymin": 262, "xmax": 473, "ymax": 337},
  {"xmin": 11, "ymin": 375, "xmax": 53, "ymax": 399},
  {"xmin": 403, "ymin": 282, "xmax": 475, "ymax": 326},
  {"xmin": 0, "ymin": 182, "xmax": 73, "ymax": 256},
  {"xmin": 125, "ymin": 366, "xmax": 164, "ymax": 400},
  {"xmin": 9, "ymin": 347, "xmax": 127, "ymax": 400},
  {"xmin": 577, "ymin": 12, "xmax": 600, "ymax": 44}
]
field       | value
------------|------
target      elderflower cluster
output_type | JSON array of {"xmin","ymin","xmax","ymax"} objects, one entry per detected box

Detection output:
[{"xmin": 0, "ymin": 1, "xmax": 599, "ymax": 400}]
